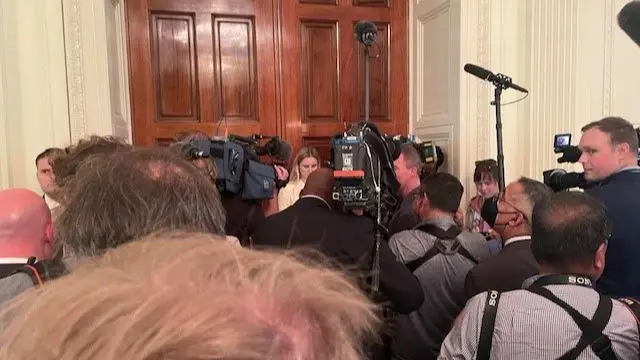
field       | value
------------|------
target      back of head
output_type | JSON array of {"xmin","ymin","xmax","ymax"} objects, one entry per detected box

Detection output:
[
  {"xmin": 399, "ymin": 144, "xmax": 424, "ymax": 175},
  {"xmin": 35, "ymin": 148, "xmax": 65, "ymax": 167},
  {"xmin": 581, "ymin": 116, "xmax": 639, "ymax": 154},
  {"xmin": 512, "ymin": 177, "xmax": 553, "ymax": 224},
  {"xmin": 420, "ymin": 172, "xmax": 463, "ymax": 214},
  {"xmin": 0, "ymin": 189, "xmax": 51, "ymax": 259},
  {"xmin": 52, "ymin": 136, "xmax": 133, "ymax": 195},
  {"xmin": 0, "ymin": 232, "xmax": 379, "ymax": 360},
  {"xmin": 56, "ymin": 148, "xmax": 226, "ymax": 257},
  {"xmin": 301, "ymin": 168, "xmax": 335, "ymax": 202},
  {"xmin": 531, "ymin": 192, "xmax": 610, "ymax": 270}
]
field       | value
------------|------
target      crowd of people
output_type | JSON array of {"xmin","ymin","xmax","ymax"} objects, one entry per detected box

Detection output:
[{"xmin": 0, "ymin": 117, "xmax": 638, "ymax": 359}]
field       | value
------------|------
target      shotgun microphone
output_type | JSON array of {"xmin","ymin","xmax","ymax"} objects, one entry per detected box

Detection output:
[{"xmin": 464, "ymin": 63, "xmax": 529, "ymax": 93}]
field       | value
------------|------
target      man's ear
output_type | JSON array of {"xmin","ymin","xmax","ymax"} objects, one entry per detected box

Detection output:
[
  {"xmin": 614, "ymin": 142, "xmax": 631, "ymax": 159},
  {"xmin": 594, "ymin": 242, "xmax": 607, "ymax": 273},
  {"xmin": 419, "ymin": 196, "xmax": 431, "ymax": 214},
  {"xmin": 509, "ymin": 212, "xmax": 526, "ymax": 227},
  {"xmin": 42, "ymin": 220, "xmax": 54, "ymax": 260}
]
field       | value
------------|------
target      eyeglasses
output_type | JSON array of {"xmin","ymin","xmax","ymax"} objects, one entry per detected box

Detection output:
[{"xmin": 496, "ymin": 191, "xmax": 524, "ymax": 218}]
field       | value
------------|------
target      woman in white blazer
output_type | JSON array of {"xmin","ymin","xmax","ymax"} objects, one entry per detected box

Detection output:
[{"xmin": 277, "ymin": 147, "xmax": 320, "ymax": 211}]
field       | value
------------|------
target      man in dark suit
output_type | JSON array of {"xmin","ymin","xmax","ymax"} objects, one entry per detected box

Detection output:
[
  {"xmin": 252, "ymin": 168, "xmax": 424, "ymax": 315},
  {"xmin": 464, "ymin": 177, "xmax": 552, "ymax": 300}
]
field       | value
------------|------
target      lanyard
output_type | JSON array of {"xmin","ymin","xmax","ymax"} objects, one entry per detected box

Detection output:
[{"xmin": 530, "ymin": 274, "xmax": 595, "ymax": 289}]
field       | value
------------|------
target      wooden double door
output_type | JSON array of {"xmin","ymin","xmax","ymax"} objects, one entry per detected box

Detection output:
[{"xmin": 126, "ymin": 0, "xmax": 408, "ymax": 161}]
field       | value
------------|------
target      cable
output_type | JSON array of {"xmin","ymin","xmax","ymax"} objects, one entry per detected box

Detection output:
[{"xmin": 493, "ymin": 91, "xmax": 529, "ymax": 106}]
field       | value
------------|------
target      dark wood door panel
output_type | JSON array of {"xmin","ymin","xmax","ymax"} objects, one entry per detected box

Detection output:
[
  {"xmin": 127, "ymin": 0, "xmax": 408, "ymax": 164},
  {"xmin": 127, "ymin": 0, "xmax": 277, "ymax": 146},
  {"xmin": 280, "ymin": 0, "xmax": 407, "ymax": 156},
  {"xmin": 148, "ymin": 0, "xmax": 255, "ymax": 14},
  {"xmin": 149, "ymin": 12, "xmax": 199, "ymax": 122}
]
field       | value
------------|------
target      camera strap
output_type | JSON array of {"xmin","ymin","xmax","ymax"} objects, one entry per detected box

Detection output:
[
  {"xmin": 527, "ymin": 275, "xmax": 617, "ymax": 360},
  {"xmin": 8, "ymin": 257, "xmax": 44, "ymax": 287},
  {"xmin": 476, "ymin": 290, "xmax": 501, "ymax": 360},
  {"xmin": 476, "ymin": 275, "xmax": 618, "ymax": 360},
  {"xmin": 405, "ymin": 224, "xmax": 478, "ymax": 272}
]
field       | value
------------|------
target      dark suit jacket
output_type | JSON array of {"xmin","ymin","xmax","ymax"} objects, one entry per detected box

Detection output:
[
  {"xmin": 221, "ymin": 192, "xmax": 264, "ymax": 245},
  {"xmin": 252, "ymin": 197, "xmax": 425, "ymax": 314},
  {"xmin": 464, "ymin": 238, "xmax": 539, "ymax": 300}
]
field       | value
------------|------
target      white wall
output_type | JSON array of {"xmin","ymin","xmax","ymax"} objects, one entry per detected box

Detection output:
[
  {"xmin": 0, "ymin": 0, "xmax": 71, "ymax": 191},
  {"xmin": 0, "ymin": 0, "xmax": 131, "ymax": 191},
  {"xmin": 410, "ymin": 0, "xmax": 640, "ymax": 203}
]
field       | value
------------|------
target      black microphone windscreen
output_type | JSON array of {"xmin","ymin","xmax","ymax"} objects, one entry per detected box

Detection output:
[
  {"xmin": 355, "ymin": 21, "xmax": 377, "ymax": 44},
  {"xmin": 463, "ymin": 63, "xmax": 494, "ymax": 81},
  {"xmin": 619, "ymin": 1, "xmax": 640, "ymax": 47}
]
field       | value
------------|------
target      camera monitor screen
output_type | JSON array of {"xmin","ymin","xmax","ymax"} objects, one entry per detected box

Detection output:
[{"xmin": 554, "ymin": 133, "xmax": 571, "ymax": 149}]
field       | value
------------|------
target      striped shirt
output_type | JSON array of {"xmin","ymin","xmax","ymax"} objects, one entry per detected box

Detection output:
[{"xmin": 439, "ymin": 282, "xmax": 639, "ymax": 359}]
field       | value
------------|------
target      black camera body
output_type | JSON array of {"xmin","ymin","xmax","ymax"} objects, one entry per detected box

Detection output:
[
  {"xmin": 330, "ymin": 121, "xmax": 401, "ymax": 228},
  {"xmin": 329, "ymin": 122, "xmax": 443, "ymax": 229}
]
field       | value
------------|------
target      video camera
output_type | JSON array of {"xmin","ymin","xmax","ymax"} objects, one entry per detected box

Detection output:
[
  {"xmin": 543, "ymin": 130, "xmax": 640, "ymax": 191},
  {"xmin": 542, "ymin": 134, "xmax": 587, "ymax": 192},
  {"xmin": 330, "ymin": 121, "xmax": 442, "ymax": 228},
  {"xmin": 177, "ymin": 135, "xmax": 292, "ymax": 200},
  {"xmin": 330, "ymin": 121, "xmax": 400, "ymax": 227},
  {"xmin": 390, "ymin": 135, "xmax": 443, "ymax": 176}
]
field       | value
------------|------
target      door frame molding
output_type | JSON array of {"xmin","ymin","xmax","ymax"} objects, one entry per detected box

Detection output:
[{"xmin": 62, "ymin": 0, "xmax": 132, "ymax": 143}]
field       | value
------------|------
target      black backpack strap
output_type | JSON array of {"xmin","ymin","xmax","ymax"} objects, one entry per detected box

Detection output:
[
  {"xmin": 11, "ymin": 257, "xmax": 44, "ymax": 287},
  {"xmin": 405, "ymin": 245, "xmax": 440, "ymax": 272},
  {"xmin": 414, "ymin": 223, "xmax": 462, "ymax": 239},
  {"xmin": 528, "ymin": 286, "xmax": 617, "ymax": 360},
  {"xmin": 406, "ymin": 224, "xmax": 477, "ymax": 272},
  {"xmin": 457, "ymin": 246, "xmax": 479, "ymax": 265},
  {"xmin": 8, "ymin": 257, "xmax": 68, "ymax": 287},
  {"xmin": 477, "ymin": 290, "xmax": 501, "ymax": 360}
]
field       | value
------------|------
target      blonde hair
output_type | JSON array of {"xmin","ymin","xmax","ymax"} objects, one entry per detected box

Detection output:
[
  {"xmin": 289, "ymin": 147, "xmax": 320, "ymax": 182},
  {"xmin": 0, "ymin": 232, "xmax": 379, "ymax": 360}
]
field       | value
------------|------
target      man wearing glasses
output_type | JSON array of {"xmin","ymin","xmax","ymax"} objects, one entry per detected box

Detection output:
[
  {"xmin": 464, "ymin": 177, "xmax": 552, "ymax": 300},
  {"xmin": 440, "ymin": 192, "xmax": 639, "ymax": 360}
]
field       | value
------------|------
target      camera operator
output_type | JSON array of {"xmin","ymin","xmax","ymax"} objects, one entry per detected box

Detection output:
[
  {"xmin": 578, "ymin": 117, "xmax": 640, "ymax": 299},
  {"xmin": 388, "ymin": 144, "xmax": 423, "ymax": 237}
]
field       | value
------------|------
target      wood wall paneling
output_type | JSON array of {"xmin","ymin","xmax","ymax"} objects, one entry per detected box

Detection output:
[
  {"xmin": 353, "ymin": 0, "xmax": 390, "ymax": 7},
  {"xmin": 300, "ymin": 0, "xmax": 338, "ymax": 5},
  {"xmin": 301, "ymin": 20, "xmax": 339, "ymax": 123},
  {"xmin": 127, "ymin": 0, "xmax": 278, "ymax": 145},
  {"xmin": 213, "ymin": 17, "xmax": 257, "ymax": 122},
  {"xmin": 127, "ymin": 0, "xmax": 407, "ymax": 158},
  {"xmin": 150, "ymin": 12, "xmax": 199, "ymax": 122}
]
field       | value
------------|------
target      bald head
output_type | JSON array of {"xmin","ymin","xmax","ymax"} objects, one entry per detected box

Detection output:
[
  {"xmin": 0, "ymin": 189, "xmax": 52, "ymax": 259},
  {"xmin": 300, "ymin": 168, "xmax": 335, "ymax": 202}
]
